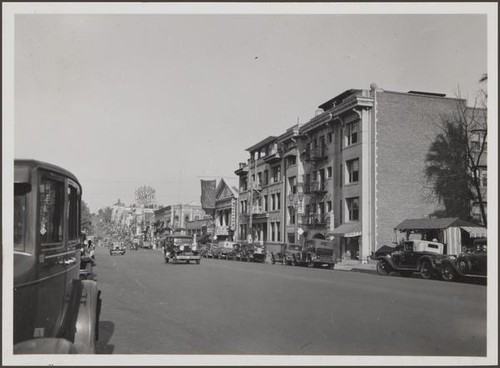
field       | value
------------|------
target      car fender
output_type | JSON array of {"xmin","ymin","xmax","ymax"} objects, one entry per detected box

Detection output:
[
  {"xmin": 416, "ymin": 255, "xmax": 440, "ymax": 270},
  {"xmin": 377, "ymin": 255, "xmax": 398, "ymax": 270}
]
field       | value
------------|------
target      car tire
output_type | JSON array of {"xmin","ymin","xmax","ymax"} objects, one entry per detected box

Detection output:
[
  {"xmin": 420, "ymin": 260, "xmax": 433, "ymax": 279},
  {"xmin": 441, "ymin": 262, "xmax": 457, "ymax": 282},
  {"xmin": 376, "ymin": 259, "xmax": 392, "ymax": 276}
]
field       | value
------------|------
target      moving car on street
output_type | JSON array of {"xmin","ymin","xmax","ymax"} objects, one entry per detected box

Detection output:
[
  {"xmin": 13, "ymin": 159, "xmax": 101, "ymax": 354},
  {"xmin": 163, "ymin": 235, "xmax": 201, "ymax": 264},
  {"xmin": 376, "ymin": 240, "xmax": 446, "ymax": 279},
  {"xmin": 110, "ymin": 241, "xmax": 126, "ymax": 255}
]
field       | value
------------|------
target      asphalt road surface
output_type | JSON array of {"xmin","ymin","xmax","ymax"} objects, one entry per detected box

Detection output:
[{"xmin": 94, "ymin": 246, "xmax": 486, "ymax": 356}]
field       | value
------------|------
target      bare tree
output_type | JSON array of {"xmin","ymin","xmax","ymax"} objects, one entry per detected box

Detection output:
[{"xmin": 135, "ymin": 185, "xmax": 156, "ymax": 208}]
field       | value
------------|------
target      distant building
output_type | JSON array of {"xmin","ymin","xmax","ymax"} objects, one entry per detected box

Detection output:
[
  {"xmin": 154, "ymin": 204, "xmax": 207, "ymax": 236},
  {"xmin": 214, "ymin": 178, "xmax": 239, "ymax": 242}
]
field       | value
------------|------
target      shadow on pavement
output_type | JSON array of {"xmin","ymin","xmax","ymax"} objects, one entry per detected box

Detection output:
[{"xmin": 96, "ymin": 321, "xmax": 115, "ymax": 354}]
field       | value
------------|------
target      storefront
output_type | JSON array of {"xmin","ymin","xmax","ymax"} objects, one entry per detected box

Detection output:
[{"xmin": 330, "ymin": 222, "xmax": 362, "ymax": 260}]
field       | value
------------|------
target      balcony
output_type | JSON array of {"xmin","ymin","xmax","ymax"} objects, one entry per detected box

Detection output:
[
  {"xmin": 302, "ymin": 214, "xmax": 327, "ymax": 227},
  {"xmin": 304, "ymin": 146, "xmax": 328, "ymax": 162},
  {"xmin": 303, "ymin": 180, "xmax": 327, "ymax": 194},
  {"xmin": 252, "ymin": 205, "xmax": 269, "ymax": 218},
  {"xmin": 263, "ymin": 150, "xmax": 282, "ymax": 164}
]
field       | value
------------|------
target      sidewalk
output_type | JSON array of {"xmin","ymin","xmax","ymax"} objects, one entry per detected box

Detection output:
[{"xmin": 335, "ymin": 259, "xmax": 377, "ymax": 274}]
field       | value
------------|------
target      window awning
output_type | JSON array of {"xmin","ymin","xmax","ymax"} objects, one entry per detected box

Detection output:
[
  {"xmin": 329, "ymin": 222, "xmax": 361, "ymax": 238},
  {"xmin": 460, "ymin": 226, "xmax": 487, "ymax": 238}
]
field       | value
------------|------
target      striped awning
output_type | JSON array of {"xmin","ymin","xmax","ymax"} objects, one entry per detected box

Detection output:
[{"xmin": 460, "ymin": 226, "xmax": 487, "ymax": 238}]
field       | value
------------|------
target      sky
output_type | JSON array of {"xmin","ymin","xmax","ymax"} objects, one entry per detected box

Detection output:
[{"xmin": 10, "ymin": 6, "xmax": 491, "ymax": 213}]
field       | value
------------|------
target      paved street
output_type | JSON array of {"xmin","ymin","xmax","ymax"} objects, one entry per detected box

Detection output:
[{"xmin": 94, "ymin": 246, "xmax": 486, "ymax": 356}]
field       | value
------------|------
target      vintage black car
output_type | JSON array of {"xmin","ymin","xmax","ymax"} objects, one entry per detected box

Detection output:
[
  {"xmin": 14, "ymin": 160, "xmax": 101, "ymax": 354},
  {"xmin": 163, "ymin": 235, "xmax": 201, "ymax": 264},
  {"xmin": 376, "ymin": 240, "xmax": 447, "ymax": 279},
  {"xmin": 109, "ymin": 242, "xmax": 126, "ymax": 255},
  {"xmin": 439, "ymin": 246, "xmax": 487, "ymax": 282}
]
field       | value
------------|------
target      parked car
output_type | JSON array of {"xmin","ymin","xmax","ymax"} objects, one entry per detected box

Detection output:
[
  {"xmin": 299, "ymin": 239, "xmax": 336, "ymax": 269},
  {"xmin": 14, "ymin": 159, "xmax": 101, "ymax": 353},
  {"xmin": 439, "ymin": 242, "xmax": 487, "ymax": 282},
  {"xmin": 110, "ymin": 242, "xmax": 126, "ymax": 255},
  {"xmin": 218, "ymin": 241, "xmax": 237, "ymax": 260},
  {"xmin": 376, "ymin": 240, "xmax": 446, "ymax": 279},
  {"xmin": 271, "ymin": 243, "xmax": 303, "ymax": 265},
  {"xmin": 163, "ymin": 235, "xmax": 201, "ymax": 264},
  {"xmin": 206, "ymin": 243, "xmax": 220, "ymax": 258}
]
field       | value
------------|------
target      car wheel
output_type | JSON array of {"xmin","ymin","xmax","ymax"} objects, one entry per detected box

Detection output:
[
  {"xmin": 441, "ymin": 262, "xmax": 457, "ymax": 281},
  {"xmin": 165, "ymin": 258, "xmax": 169, "ymax": 263},
  {"xmin": 456, "ymin": 256, "xmax": 472, "ymax": 274},
  {"xmin": 420, "ymin": 260, "xmax": 433, "ymax": 279},
  {"xmin": 376, "ymin": 259, "xmax": 392, "ymax": 276},
  {"xmin": 329, "ymin": 263, "xmax": 335, "ymax": 270},
  {"xmin": 400, "ymin": 271, "xmax": 413, "ymax": 277}
]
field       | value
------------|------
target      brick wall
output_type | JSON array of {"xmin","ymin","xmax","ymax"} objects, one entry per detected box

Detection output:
[{"xmin": 375, "ymin": 91, "xmax": 460, "ymax": 249}]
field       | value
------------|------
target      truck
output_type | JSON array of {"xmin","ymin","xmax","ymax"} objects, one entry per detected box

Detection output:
[{"xmin": 299, "ymin": 239, "xmax": 337, "ymax": 269}]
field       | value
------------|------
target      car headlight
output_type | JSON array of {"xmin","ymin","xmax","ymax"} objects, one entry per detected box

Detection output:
[{"xmin": 386, "ymin": 254, "xmax": 391, "ymax": 258}]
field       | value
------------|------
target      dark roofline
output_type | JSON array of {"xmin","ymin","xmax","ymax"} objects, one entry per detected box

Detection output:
[
  {"xmin": 318, "ymin": 89, "xmax": 361, "ymax": 111},
  {"xmin": 245, "ymin": 136, "xmax": 277, "ymax": 152}
]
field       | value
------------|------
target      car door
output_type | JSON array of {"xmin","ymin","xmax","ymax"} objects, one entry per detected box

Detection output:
[{"xmin": 399, "ymin": 241, "xmax": 416, "ymax": 268}]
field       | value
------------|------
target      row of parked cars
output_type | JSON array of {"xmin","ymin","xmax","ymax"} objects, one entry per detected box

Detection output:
[
  {"xmin": 374, "ymin": 239, "xmax": 487, "ymax": 282},
  {"xmin": 201, "ymin": 241, "xmax": 267, "ymax": 262},
  {"xmin": 200, "ymin": 239, "xmax": 337, "ymax": 269}
]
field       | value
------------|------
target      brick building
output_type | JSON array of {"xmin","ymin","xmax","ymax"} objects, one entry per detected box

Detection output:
[{"xmin": 236, "ymin": 84, "xmax": 483, "ymax": 262}]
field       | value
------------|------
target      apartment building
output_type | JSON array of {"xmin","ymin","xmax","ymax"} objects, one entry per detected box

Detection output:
[{"xmin": 236, "ymin": 84, "xmax": 481, "ymax": 262}]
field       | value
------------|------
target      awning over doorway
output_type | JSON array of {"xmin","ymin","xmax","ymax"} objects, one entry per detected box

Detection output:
[
  {"xmin": 330, "ymin": 222, "xmax": 361, "ymax": 238},
  {"xmin": 460, "ymin": 226, "xmax": 487, "ymax": 238}
]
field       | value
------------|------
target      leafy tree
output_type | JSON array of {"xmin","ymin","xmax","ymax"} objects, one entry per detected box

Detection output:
[
  {"xmin": 81, "ymin": 200, "xmax": 93, "ymax": 234},
  {"xmin": 135, "ymin": 185, "xmax": 156, "ymax": 208},
  {"xmin": 98, "ymin": 206, "xmax": 113, "ymax": 224},
  {"xmin": 426, "ymin": 87, "xmax": 487, "ymax": 225}
]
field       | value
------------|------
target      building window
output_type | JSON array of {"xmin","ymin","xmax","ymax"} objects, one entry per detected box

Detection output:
[
  {"xmin": 288, "ymin": 233, "xmax": 295, "ymax": 244},
  {"xmin": 339, "ymin": 164, "xmax": 343, "ymax": 187},
  {"xmin": 327, "ymin": 201, "xmax": 332, "ymax": 212},
  {"xmin": 264, "ymin": 170, "xmax": 269, "ymax": 186},
  {"xmin": 339, "ymin": 200, "xmax": 343, "ymax": 223},
  {"xmin": 277, "ymin": 193, "xmax": 281, "ymax": 209},
  {"xmin": 327, "ymin": 132, "xmax": 333, "ymax": 143},
  {"xmin": 327, "ymin": 166, "xmax": 333, "ymax": 178},
  {"xmin": 241, "ymin": 178, "xmax": 248, "ymax": 191},
  {"xmin": 289, "ymin": 176, "xmax": 297, "ymax": 194},
  {"xmin": 346, "ymin": 158, "xmax": 359, "ymax": 183},
  {"xmin": 277, "ymin": 222, "xmax": 281, "ymax": 241},
  {"xmin": 264, "ymin": 195, "xmax": 268, "ymax": 211},
  {"xmin": 257, "ymin": 172, "xmax": 262, "ymax": 185},
  {"xmin": 289, "ymin": 207, "xmax": 296, "ymax": 225},
  {"xmin": 346, "ymin": 121, "xmax": 359, "ymax": 146},
  {"xmin": 477, "ymin": 167, "xmax": 487, "ymax": 187},
  {"xmin": 287, "ymin": 155, "xmax": 297, "ymax": 167},
  {"xmin": 272, "ymin": 166, "xmax": 281, "ymax": 183},
  {"xmin": 271, "ymin": 222, "xmax": 276, "ymax": 241},
  {"xmin": 271, "ymin": 194, "xmax": 275, "ymax": 210},
  {"xmin": 346, "ymin": 197, "xmax": 359, "ymax": 221}
]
